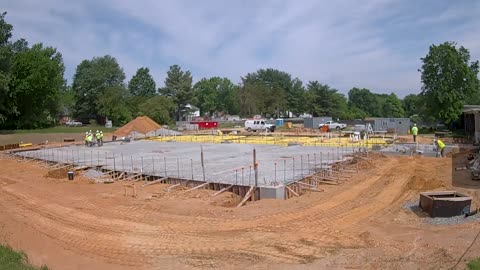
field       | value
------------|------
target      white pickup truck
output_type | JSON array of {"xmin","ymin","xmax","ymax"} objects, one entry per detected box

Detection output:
[
  {"xmin": 319, "ymin": 121, "xmax": 347, "ymax": 130},
  {"xmin": 65, "ymin": 120, "xmax": 83, "ymax": 127}
]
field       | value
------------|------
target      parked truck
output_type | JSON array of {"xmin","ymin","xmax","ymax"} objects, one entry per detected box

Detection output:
[{"xmin": 318, "ymin": 121, "xmax": 347, "ymax": 130}]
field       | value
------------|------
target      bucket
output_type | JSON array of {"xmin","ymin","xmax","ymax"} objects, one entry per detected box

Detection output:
[{"xmin": 67, "ymin": 171, "xmax": 74, "ymax": 180}]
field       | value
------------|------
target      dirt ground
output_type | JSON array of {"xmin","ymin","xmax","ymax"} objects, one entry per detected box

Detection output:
[{"xmin": 0, "ymin": 153, "xmax": 480, "ymax": 270}]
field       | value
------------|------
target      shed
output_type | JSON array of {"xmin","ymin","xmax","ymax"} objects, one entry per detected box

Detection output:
[
  {"xmin": 463, "ymin": 105, "xmax": 480, "ymax": 144},
  {"xmin": 370, "ymin": 118, "xmax": 410, "ymax": 135},
  {"xmin": 303, "ymin": 117, "xmax": 332, "ymax": 129}
]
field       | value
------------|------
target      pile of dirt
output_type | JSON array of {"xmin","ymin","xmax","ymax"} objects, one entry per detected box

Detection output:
[
  {"xmin": 405, "ymin": 175, "xmax": 446, "ymax": 191},
  {"xmin": 210, "ymin": 192, "xmax": 242, "ymax": 207},
  {"xmin": 45, "ymin": 167, "xmax": 76, "ymax": 179},
  {"xmin": 113, "ymin": 116, "xmax": 161, "ymax": 137}
]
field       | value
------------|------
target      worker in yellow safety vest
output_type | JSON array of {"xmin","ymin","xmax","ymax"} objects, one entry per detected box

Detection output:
[
  {"xmin": 87, "ymin": 132, "xmax": 93, "ymax": 147},
  {"xmin": 84, "ymin": 132, "xmax": 89, "ymax": 146},
  {"xmin": 434, "ymin": 138, "xmax": 446, "ymax": 158},
  {"xmin": 411, "ymin": 124, "xmax": 418, "ymax": 143},
  {"xmin": 96, "ymin": 131, "xmax": 102, "ymax": 147},
  {"xmin": 99, "ymin": 131, "xmax": 104, "ymax": 146}
]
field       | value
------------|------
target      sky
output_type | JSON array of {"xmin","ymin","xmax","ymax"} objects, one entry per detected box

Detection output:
[{"xmin": 3, "ymin": 0, "xmax": 480, "ymax": 97}]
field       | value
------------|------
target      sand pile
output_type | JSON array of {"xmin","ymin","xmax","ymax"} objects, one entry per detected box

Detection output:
[
  {"xmin": 113, "ymin": 116, "xmax": 161, "ymax": 137},
  {"xmin": 46, "ymin": 167, "xmax": 76, "ymax": 179},
  {"xmin": 405, "ymin": 175, "xmax": 446, "ymax": 191}
]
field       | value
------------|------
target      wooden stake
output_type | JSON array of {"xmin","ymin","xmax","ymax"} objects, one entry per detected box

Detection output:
[
  {"xmin": 142, "ymin": 178, "xmax": 167, "ymax": 187},
  {"xmin": 237, "ymin": 186, "xmax": 255, "ymax": 208},
  {"xmin": 166, "ymin": 183, "xmax": 181, "ymax": 192},
  {"xmin": 184, "ymin": 182, "xmax": 209, "ymax": 193},
  {"xmin": 285, "ymin": 185, "xmax": 299, "ymax": 197},
  {"xmin": 212, "ymin": 185, "xmax": 233, "ymax": 197}
]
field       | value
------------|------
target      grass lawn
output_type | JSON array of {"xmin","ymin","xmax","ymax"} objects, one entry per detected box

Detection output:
[
  {"xmin": 468, "ymin": 257, "xmax": 480, "ymax": 270},
  {"xmin": 0, "ymin": 125, "xmax": 117, "ymax": 134},
  {"xmin": 0, "ymin": 244, "xmax": 48, "ymax": 270}
]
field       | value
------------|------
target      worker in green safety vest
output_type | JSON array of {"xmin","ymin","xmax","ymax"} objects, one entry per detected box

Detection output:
[
  {"xmin": 96, "ymin": 130, "xmax": 102, "ymax": 147},
  {"xmin": 84, "ymin": 132, "xmax": 89, "ymax": 146},
  {"xmin": 411, "ymin": 124, "xmax": 418, "ymax": 143},
  {"xmin": 434, "ymin": 138, "xmax": 446, "ymax": 158},
  {"xmin": 87, "ymin": 132, "xmax": 93, "ymax": 147},
  {"xmin": 99, "ymin": 131, "xmax": 104, "ymax": 146}
]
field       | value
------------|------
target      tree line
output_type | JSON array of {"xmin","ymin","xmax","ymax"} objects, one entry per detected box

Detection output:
[{"xmin": 1, "ymin": 11, "xmax": 479, "ymax": 129}]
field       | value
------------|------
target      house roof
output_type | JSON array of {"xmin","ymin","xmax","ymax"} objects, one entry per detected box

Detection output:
[
  {"xmin": 464, "ymin": 105, "xmax": 480, "ymax": 113},
  {"xmin": 113, "ymin": 116, "xmax": 161, "ymax": 137}
]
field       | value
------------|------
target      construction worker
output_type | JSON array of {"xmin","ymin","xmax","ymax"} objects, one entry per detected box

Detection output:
[
  {"xmin": 84, "ymin": 132, "xmax": 89, "ymax": 146},
  {"xmin": 434, "ymin": 138, "xmax": 446, "ymax": 158},
  {"xmin": 99, "ymin": 131, "xmax": 104, "ymax": 146},
  {"xmin": 96, "ymin": 130, "xmax": 101, "ymax": 147},
  {"xmin": 411, "ymin": 124, "xmax": 418, "ymax": 143},
  {"xmin": 87, "ymin": 132, "xmax": 93, "ymax": 147}
]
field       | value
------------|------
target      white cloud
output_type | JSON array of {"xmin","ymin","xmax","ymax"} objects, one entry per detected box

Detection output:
[{"xmin": 3, "ymin": 0, "xmax": 480, "ymax": 96}]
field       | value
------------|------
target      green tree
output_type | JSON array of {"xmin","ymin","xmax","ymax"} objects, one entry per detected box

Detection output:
[
  {"xmin": 420, "ymin": 41, "xmax": 480, "ymax": 124},
  {"xmin": 0, "ymin": 11, "xmax": 14, "ymax": 124},
  {"xmin": 402, "ymin": 94, "xmax": 420, "ymax": 118},
  {"xmin": 72, "ymin": 55, "xmax": 126, "ymax": 120},
  {"xmin": 96, "ymin": 85, "xmax": 132, "ymax": 125},
  {"xmin": 381, "ymin": 93, "xmax": 405, "ymax": 117},
  {"xmin": 239, "ymin": 68, "xmax": 303, "ymax": 117},
  {"xmin": 139, "ymin": 96, "xmax": 175, "ymax": 125},
  {"xmin": 128, "ymin": 67, "xmax": 156, "ymax": 97},
  {"xmin": 193, "ymin": 77, "xmax": 219, "ymax": 116},
  {"xmin": 304, "ymin": 81, "xmax": 347, "ymax": 119},
  {"xmin": 238, "ymin": 79, "xmax": 263, "ymax": 116},
  {"xmin": 159, "ymin": 65, "xmax": 194, "ymax": 121},
  {"xmin": 8, "ymin": 43, "xmax": 65, "ymax": 128},
  {"xmin": 348, "ymin": 87, "xmax": 381, "ymax": 117}
]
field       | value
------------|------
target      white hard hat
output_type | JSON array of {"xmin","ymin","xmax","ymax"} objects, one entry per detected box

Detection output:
[
  {"xmin": 96, "ymin": 130, "xmax": 99, "ymax": 132},
  {"xmin": 85, "ymin": 132, "xmax": 88, "ymax": 134},
  {"xmin": 100, "ymin": 131, "xmax": 103, "ymax": 133}
]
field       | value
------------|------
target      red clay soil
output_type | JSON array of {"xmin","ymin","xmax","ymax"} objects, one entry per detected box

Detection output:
[
  {"xmin": 113, "ymin": 116, "xmax": 161, "ymax": 137},
  {"xmin": 0, "ymin": 154, "xmax": 479, "ymax": 269}
]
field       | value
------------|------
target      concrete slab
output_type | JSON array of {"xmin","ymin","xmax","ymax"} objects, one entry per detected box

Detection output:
[{"xmin": 16, "ymin": 141, "xmax": 356, "ymax": 187}]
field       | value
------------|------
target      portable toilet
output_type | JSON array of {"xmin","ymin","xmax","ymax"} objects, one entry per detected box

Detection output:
[{"xmin": 275, "ymin": 118, "xmax": 284, "ymax": 127}]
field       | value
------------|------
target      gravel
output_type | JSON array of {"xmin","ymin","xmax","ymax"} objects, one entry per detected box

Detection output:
[
  {"xmin": 83, "ymin": 169, "xmax": 106, "ymax": 179},
  {"xmin": 403, "ymin": 200, "xmax": 480, "ymax": 225}
]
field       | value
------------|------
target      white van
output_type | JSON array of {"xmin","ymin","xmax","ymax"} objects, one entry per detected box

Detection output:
[{"xmin": 244, "ymin": 119, "xmax": 275, "ymax": 132}]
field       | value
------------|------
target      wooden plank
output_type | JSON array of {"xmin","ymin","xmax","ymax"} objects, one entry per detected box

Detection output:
[
  {"xmin": 315, "ymin": 180, "xmax": 339, "ymax": 185},
  {"xmin": 124, "ymin": 173, "xmax": 142, "ymax": 181},
  {"xmin": 300, "ymin": 186, "xmax": 324, "ymax": 192},
  {"xmin": 285, "ymin": 185, "xmax": 299, "ymax": 197},
  {"xmin": 166, "ymin": 183, "xmax": 181, "ymax": 192},
  {"xmin": 297, "ymin": 182, "xmax": 316, "ymax": 188},
  {"xmin": 73, "ymin": 166, "xmax": 90, "ymax": 171},
  {"xmin": 314, "ymin": 175, "xmax": 338, "ymax": 181},
  {"xmin": 184, "ymin": 182, "xmax": 209, "ymax": 193},
  {"xmin": 237, "ymin": 186, "xmax": 255, "ymax": 208},
  {"xmin": 212, "ymin": 185, "xmax": 233, "ymax": 197},
  {"xmin": 142, "ymin": 178, "xmax": 167, "ymax": 187},
  {"xmin": 115, "ymin": 172, "xmax": 125, "ymax": 180},
  {"xmin": 132, "ymin": 176, "xmax": 144, "ymax": 182}
]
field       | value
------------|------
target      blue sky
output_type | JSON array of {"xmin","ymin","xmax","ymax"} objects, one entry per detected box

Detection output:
[{"xmin": 3, "ymin": 0, "xmax": 480, "ymax": 97}]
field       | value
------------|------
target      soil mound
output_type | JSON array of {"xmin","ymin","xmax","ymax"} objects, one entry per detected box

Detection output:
[
  {"xmin": 405, "ymin": 175, "xmax": 445, "ymax": 191},
  {"xmin": 46, "ymin": 167, "xmax": 75, "ymax": 179},
  {"xmin": 113, "ymin": 116, "xmax": 161, "ymax": 137}
]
